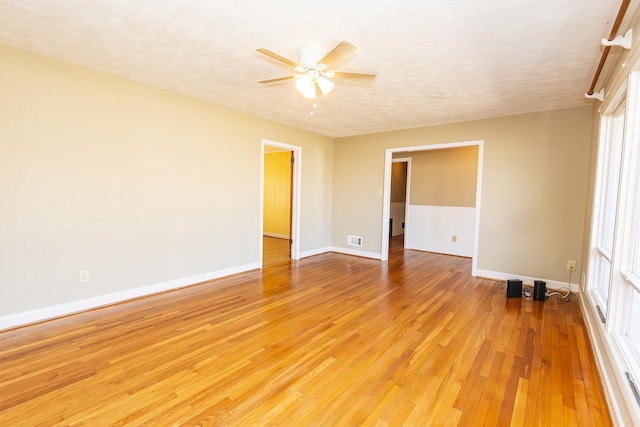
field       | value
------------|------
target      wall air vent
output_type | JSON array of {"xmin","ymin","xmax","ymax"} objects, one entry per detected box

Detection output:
[{"xmin": 347, "ymin": 235, "xmax": 363, "ymax": 247}]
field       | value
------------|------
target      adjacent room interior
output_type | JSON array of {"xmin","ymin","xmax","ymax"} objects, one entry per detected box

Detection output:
[{"xmin": 262, "ymin": 145, "xmax": 293, "ymax": 266}]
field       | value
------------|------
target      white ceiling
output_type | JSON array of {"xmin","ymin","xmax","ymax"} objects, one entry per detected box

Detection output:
[{"xmin": 0, "ymin": 1, "xmax": 629, "ymax": 138}]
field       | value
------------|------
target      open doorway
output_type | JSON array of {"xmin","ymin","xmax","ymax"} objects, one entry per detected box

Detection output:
[
  {"xmin": 261, "ymin": 139, "xmax": 302, "ymax": 266},
  {"xmin": 389, "ymin": 158, "xmax": 410, "ymax": 256},
  {"xmin": 381, "ymin": 140, "xmax": 484, "ymax": 277}
]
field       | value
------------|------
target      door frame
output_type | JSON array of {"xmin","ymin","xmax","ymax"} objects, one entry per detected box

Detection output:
[
  {"xmin": 381, "ymin": 140, "xmax": 484, "ymax": 277},
  {"xmin": 261, "ymin": 139, "xmax": 302, "ymax": 263}
]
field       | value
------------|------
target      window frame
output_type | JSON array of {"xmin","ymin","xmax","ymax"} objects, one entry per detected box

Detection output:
[
  {"xmin": 587, "ymin": 71, "xmax": 640, "ymax": 417},
  {"xmin": 613, "ymin": 71, "xmax": 640, "ymax": 382},
  {"xmin": 589, "ymin": 93, "xmax": 626, "ymax": 318}
]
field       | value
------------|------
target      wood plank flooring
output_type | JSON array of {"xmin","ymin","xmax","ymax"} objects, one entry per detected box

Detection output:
[
  {"xmin": 262, "ymin": 236, "xmax": 290, "ymax": 266},
  {"xmin": 0, "ymin": 237, "xmax": 611, "ymax": 426}
]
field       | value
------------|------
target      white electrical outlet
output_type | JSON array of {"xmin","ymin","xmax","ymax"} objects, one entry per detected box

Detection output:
[
  {"xmin": 78, "ymin": 270, "xmax": 90, "ymax": 284},
  {"xmin": 451, "ymin": 235, "xmax": 457, "ymax": 243},
  {"xmin": 566, "ymin": 260, "xmax": 576, "ymax": 271}
]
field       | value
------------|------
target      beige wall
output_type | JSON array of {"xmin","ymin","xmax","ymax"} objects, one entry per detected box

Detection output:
[
  {"xmin": 0, "ymin": 41, "xmax": 595, "ymax": 320},
  {"xmin": 333, "ymin": 106, "xmax": 592, "ymax": 282},
  {"xmin": 402, "ymin": 146, "xmax": 477, "ymax": 207},
  {"xmin": 0, "ymin": 43, "xmax": 333, "ymax": 317},
  {"xmin": 263, "ymin": 151, "xmax": 291, "ymax": 237},
  {"xmin": 390, "ymin": 162, "xmax": 407, "ymax": 203}
]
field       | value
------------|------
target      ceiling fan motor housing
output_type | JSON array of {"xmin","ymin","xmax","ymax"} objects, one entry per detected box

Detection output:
[{"xmin": 298, "ymin": 46, "xmax": 327, "ymax": 68}]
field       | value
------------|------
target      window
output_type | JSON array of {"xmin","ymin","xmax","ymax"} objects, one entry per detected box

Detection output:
[
  {"xmin": 626, "ymin": 287, "xmax": 640, "ymax": 360},
  {"xmin": 588, "ymin": 71, "xmax": 640, "ymax": 414},
  {"xmin": 620, "ymin": 73, "xmax": 640, "ymax": 371},
  {"xmin": 591, "ymin": 112, "xmax": 624, "ymax": 315},
  {"xmin": 630, "ymin": 173, "xmax": 640, "ymax": 282}
]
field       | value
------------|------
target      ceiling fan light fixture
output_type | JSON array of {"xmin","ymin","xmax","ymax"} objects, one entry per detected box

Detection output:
[
  {"xmin": 296, "ymin": 74, "xmax": 319, "ymax": 99},
  {"xmin": 302, "ymin": 86, "xmax": 316, "ymax": 99},
  {"xmin": 295, "ymin": 74, "xmax": 312, "ymax": 92},
  {"xmin": 258, "ymin": 41, "xmax": 375, "ymax": 100},
  {"xmin": 316, "ymin": 76, "xmax": 334, "ymax": 96}
]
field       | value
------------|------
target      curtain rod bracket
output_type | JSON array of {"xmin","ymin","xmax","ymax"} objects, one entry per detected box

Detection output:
[
  {"xmin": 602, "ymin": 28, "xmax": 633, "ymax": 49},
  {"xmin": 586, "ymin": 0, "xmax": 631, "ymax": 95},
  {"xmin": 585, "ymin": 89, "xmax": 604, "ymax": 101}
]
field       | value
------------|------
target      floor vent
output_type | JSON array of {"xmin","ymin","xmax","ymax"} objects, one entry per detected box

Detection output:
[{"xmin": 347, "ymin": 235, "xmax": 363, "ymax": 247}]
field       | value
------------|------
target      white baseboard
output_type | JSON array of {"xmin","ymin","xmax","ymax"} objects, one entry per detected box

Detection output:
[
  {"xmin": 263, "ymin": 232, "xmax": 289, "ymax": 239},
  {"xmin": 299, "ymin": 246, "xmax": 380, "ymax": 260},
  {"xmin": 474, "ymin": 269, "xmax": 580, "ymax": 293},
  {"xmin": 330, "ymin": 246, "xmax": 382, "ymax": 260},
  {"xmin": 0, "ymin": 262, "xmax": 260, "ymax": 332},
  {"xmin": 298, "ymin": 247, "xmax": 332, "ymax": 259}
]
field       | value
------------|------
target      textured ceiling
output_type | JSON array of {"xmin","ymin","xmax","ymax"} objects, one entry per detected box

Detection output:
[{"xmin": 0, "ymin": 0, "xmax": 629, "ymax": 138}]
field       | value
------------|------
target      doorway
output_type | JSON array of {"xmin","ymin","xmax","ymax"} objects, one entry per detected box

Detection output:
[
  {"xmin": 261, "ymin": 139, "xmax": 301, "ymax": 266},
  {"xmin": 381, "ymin": 140, "xmax": 484, "ymax": 277},
  {"xmin": 389, "ymin": 158, "xmax": 410, "ymax": 256}
]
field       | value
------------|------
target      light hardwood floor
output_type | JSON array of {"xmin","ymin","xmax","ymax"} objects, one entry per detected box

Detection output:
[
  {"xmin": 0, "ymin": 236, "xmax": 610, "ymax": 426},
  {"xmin": 262, "ymin": 236, "xmax": 290, "ymax": 266}
]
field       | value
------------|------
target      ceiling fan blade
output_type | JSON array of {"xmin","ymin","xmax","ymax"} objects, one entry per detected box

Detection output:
[
  {"xmin": 333, "ymin": 71, "xmax": 377, "ymax": 81},
  {"xmin": 320, "ymin": 41, "xmax": 357, "ymax": 68},
  {"xmin": 256, "ymin": 48, "xmax": 299, "ymax": 69},
  {"xmin": 258, "ymin": 76, "xmax": 295, "ymax": 84}
]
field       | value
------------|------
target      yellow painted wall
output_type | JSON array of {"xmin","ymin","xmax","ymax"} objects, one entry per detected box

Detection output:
[{"xmin": 264, "ymin": 151, "xmax": 291, "ymax": 237}]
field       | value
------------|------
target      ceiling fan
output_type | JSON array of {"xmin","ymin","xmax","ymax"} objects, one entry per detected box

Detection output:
[{"xmin": 256, "ymin": 41, "xmax": 376, "ymax": 99}]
